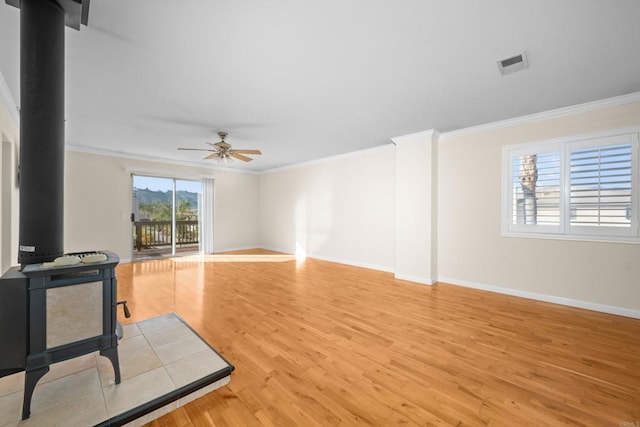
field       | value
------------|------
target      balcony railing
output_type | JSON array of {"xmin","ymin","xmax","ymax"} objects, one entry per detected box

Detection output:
[{"xmin": 134, "ymin": 220, "xmax": 199, "ymax": 251}]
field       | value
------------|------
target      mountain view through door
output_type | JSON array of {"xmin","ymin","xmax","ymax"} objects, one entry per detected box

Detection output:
[{"xmin": 132, "ymin": 175, "xmax": 202, "ymax": 260}]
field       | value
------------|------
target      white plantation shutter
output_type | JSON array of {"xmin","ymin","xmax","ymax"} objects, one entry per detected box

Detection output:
[
  {"xmin": 504, "ymin": 130, "xmax": 639, "ymax": 242},
  {"xmin": 570, "ymin": 144, "xmax": 632, "ymax": 227}
]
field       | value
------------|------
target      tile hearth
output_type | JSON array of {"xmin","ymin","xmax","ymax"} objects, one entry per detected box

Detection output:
[{"xmin": 0, "ymin": 313, "xmax": 233, "ymax": 427}]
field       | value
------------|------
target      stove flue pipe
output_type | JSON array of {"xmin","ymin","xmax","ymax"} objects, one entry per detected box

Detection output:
[
  {"xmin": 17, "ymin": 0, "xmax": 65, "ymax": 265},
  {"xmin": 5, "ymin": 0, "xmax": 90, "ymax": 266}
]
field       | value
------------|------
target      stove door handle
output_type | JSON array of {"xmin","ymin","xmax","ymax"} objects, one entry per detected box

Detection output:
[{"xmin": 117, "ymin": 300, "xmax": 131, "ymax": 318}]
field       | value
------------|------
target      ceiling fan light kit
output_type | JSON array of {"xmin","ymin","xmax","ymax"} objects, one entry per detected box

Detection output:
[{"xmin": 177, "ymin": 132, "xmax": 262, "ymax": 164}]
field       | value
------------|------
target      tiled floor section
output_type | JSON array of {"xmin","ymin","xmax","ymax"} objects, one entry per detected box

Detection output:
[{"xmin": 0, "ymin": 313, "xmax": 233, "ymax": 427}]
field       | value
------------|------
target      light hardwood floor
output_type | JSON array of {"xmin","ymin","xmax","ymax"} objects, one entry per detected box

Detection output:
[{"xmin": 115, "ymin": 249, "xmax": 640, "ymax": 426}]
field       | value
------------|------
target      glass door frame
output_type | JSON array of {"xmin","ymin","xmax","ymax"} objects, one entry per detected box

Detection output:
[{"xmin": 131, "ymin": 173, "xmax": 202, "ymax": 261}]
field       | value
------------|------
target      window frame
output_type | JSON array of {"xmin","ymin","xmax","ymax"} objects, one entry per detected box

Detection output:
[{"xmin": 502, "ymin": 128, "xmax": 640, "ymax": 244}]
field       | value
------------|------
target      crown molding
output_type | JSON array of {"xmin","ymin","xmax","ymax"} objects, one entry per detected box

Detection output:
[
  {"xmin": 440, "ymin": 91, "xmax": 640, "ymax": 141},
  {"xmin": 65, "ymin": 144, "xmax": 259, "ymax": 175},
  {"xmin": 391, "ymin": 129, "xmax": 439, "ymax": 145},
  {"xmin": 260, "ymin": 144, "xmax": 394, "ymax": 174},
  {"xmin": 0, "ymin": 70, "xmax": 19, "ymax": 126}
]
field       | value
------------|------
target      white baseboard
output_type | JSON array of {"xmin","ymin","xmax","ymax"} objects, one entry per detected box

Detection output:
[
  {"xmin": 394, "ymin": 273, "xmax": 433, "ymax": 285},
  {"xmin": 438, "ymin": 276, "xmax": 640, "ymax": 319},
  {"xmin": 213, "ymin": 245, "xmax": 262, "ymax": 254},
  {"xmin": 119, "ymin": 258, "xmax": 132, "ymax": 264},
  {"xmin": 260, "ymin": 246, "xmax": 395, "ymax": 273},
  {"xmin": 309, "ymin": 254, "xmax": 394, "ymax": 273},
  {"xmin": 258, "ymin": 245, "xmax": 294, "ymax": 255}
]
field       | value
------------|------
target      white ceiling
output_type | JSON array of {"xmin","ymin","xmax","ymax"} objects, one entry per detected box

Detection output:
[{"xmin": 1, "ymin": 0, "xmax": 640, "ymax": 172}]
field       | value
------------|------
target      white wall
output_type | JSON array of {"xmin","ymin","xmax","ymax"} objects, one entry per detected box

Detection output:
[
  {"xmin": 393, "ymin": 131, "xmax": 438, "ymax": 284},
  {"xmin": 258, "ymin": 147, "xmax": 396, "ymax": 271},
  {"xmin": 64, "ymin": 151, "xmax": 259, "ymax": 261},
  {"xmin": 438, "ymin": 101, "xmax": 640, "ymax": 313}
]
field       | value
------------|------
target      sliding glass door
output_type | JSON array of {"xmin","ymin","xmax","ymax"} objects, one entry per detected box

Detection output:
[{"xmin": 132, "ymin": 175, "xmax": 202, "ymax": 260}]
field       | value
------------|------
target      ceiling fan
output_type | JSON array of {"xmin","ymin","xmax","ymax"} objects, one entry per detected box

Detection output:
[{"xmin": 178, "ymin": 132, "xmax": 262, "ymax": 162}]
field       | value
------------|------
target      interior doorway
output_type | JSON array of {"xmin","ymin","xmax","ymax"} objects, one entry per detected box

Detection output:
[{"xmin": 131, "ymin": 175, "xmax": 202, "ymax": 261}]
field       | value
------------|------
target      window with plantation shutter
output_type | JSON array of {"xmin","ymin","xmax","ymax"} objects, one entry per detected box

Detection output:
[{"xmin": 503, "ymin": 130, "xmax": 639, "ymax": 243}]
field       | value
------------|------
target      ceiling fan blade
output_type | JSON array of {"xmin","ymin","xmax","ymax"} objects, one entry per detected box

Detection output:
[
  {"xmin": 178, "ymin": 148, "xmax": 215, "ymax": 152},
  {"xmin": 231, "ymin": 153, "xmax": 253, "ymax": 162},
  {"xmin": 232, "ymin": 149, "xmax": 262, "ymax": 155},
  {"xmin": 204, "ymin": 153, "xmax": 220, "ymax": 160}
]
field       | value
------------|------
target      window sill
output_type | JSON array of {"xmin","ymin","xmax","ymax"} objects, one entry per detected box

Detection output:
[{"xmin": 502, "ymin": 231, "xmax": 640, "ymax": 245}]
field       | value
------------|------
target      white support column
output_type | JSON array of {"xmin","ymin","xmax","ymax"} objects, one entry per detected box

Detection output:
[{"xmin": 392, "ymin": 130, "xmax": 438, "ymax": 285}]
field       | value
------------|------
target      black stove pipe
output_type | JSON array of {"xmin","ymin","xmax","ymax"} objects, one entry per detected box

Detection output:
[{"xmin": 18, "ymin": 0, "xmax": 66, "ymax": 265}]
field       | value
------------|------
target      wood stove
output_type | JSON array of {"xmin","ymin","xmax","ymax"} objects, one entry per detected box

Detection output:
[{"xmin": 0, "ymin": 251, "xmax": 123, "ymax": 419}]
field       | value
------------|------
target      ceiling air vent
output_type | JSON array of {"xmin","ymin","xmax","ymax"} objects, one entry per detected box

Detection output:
[{"xmin": 497, "ymin": 51, "xmax": 529, "ymax": 76}]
